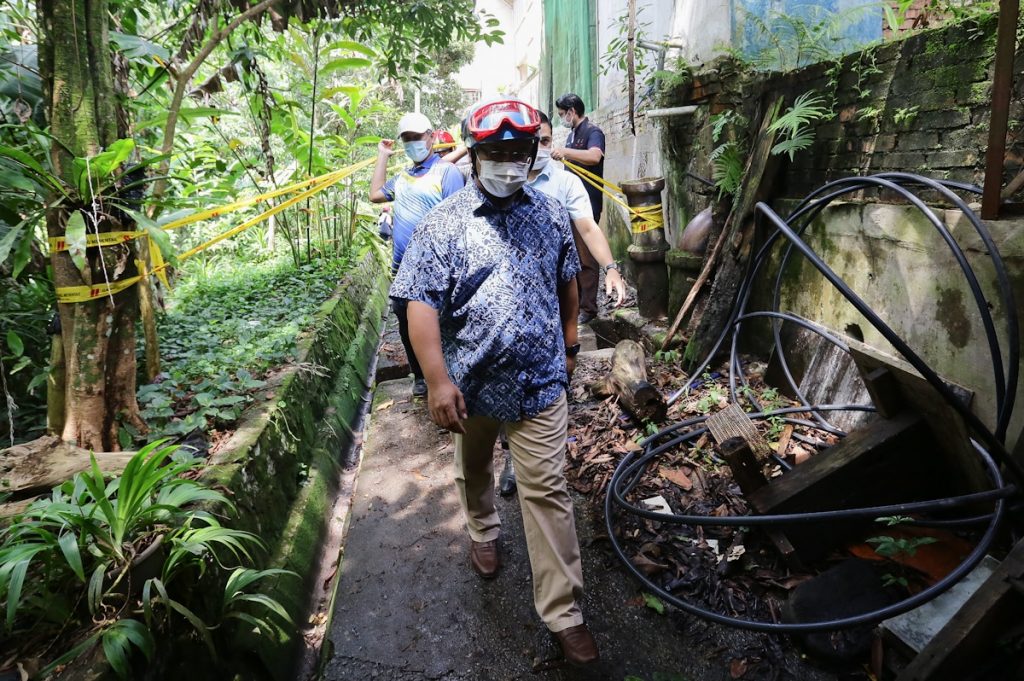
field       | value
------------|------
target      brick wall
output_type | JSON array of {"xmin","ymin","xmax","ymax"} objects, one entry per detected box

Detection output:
[{"xmin": 663, "ymin": 13, "xmax": 1023, "ymax": 205}]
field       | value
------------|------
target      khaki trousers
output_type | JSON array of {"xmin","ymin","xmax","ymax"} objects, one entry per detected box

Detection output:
[{"xmin": 454, "ymin": 392, "xmax": 584, "ymax": 632}]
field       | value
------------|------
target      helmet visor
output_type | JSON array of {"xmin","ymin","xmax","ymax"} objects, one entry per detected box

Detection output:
[{"xmin": 468, "ymin": 100, "xmax": 541, "ymax": 141}]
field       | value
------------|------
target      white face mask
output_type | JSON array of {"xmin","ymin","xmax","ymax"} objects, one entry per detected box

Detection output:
[
  {"xmin": 560, "ymin": 113, "xmax": 573, "ymax": 129},
  {"xmin": 403, "ymin": 139, "xmax": 431, "ymax": 163},
  {"xmin": 532, "ymin": 147, "xmax": 551, "ymax": 171},
  {"xmin": 478, "ymin": 160, "xmax": 531, "ymax": 198}
]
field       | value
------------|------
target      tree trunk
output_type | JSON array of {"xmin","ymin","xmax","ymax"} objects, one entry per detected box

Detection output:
[
  {"xmin": 39, "ymin": 0, "xmax": 143, "ymax": 451},
  {"xmin": 589, "ymin": 340, "xmax": 667, "ymax": 423}
]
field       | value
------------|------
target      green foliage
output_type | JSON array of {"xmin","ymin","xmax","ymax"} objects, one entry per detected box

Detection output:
[
  {"xmin": 736, "ymin": 3, "xmax": 877, "ymax": 72},
  {"xmin": 653, "ymin": 349, "xmax": 680, "ymax": 363},
  {"xmin": 708, "ymin": 109, "xmax": 749, "ymax": 199},
  {"xmin": 710, "ymin": 142, "xmax": 744, "ymax": 199},
  {"xmin": 768, "ymin": 92, "xmax": 832, "ymax": 161},
  {"xmin": 137, "ymin": 254, "xmax": 359, "ymax": 440},
  {"xmin": 884, "ymin": 0, "xmax": 920, "ymax": 34},
  {"xmin": 0, "ymin": 441, "xmax": 295, "ymax": 676},
  {"xmin": 641, "ymin": 591, "xmax": 666, "ymax": 615},
  {"xmin": 867, "ymin": 534, "xmax": 938, "ymax": 560},
  {"xmin": 695, "ymin": 383, "xmax": 727, "ymax": 414},
  {"xmin": 886, "ymin": 0, "xmax": 997, "ymax": 35},
  {"xmin": 893, "ymin": 106, "xmax": 920, "ymax": 127},
  {"xmin": 858, "ymin": 105, "xmax": 882, "ymax": 123},
  {"xmin": 0, "ymin": 274, "xmax": 51, "ymax": 443},
  {"xmin": 868, "ymin": 515, "xmax": 940, "ymax": 588}
]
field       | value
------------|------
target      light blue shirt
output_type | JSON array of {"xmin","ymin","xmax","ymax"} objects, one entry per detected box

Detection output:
[
  {"xmin": 528, "ymin": 160, "xmax": 593, "ymax": 221},
  {"xmin": 382, "ymin": 153, "xmax": 465, "ymax": 273}
]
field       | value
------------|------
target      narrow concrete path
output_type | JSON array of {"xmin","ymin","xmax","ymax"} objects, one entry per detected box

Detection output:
[{"xmin": 321, "ymin": 367, "xmax": 839, "ymax": 681}]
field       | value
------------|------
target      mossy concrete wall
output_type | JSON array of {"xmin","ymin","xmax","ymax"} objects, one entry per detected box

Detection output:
[
  {"xmin": 661, "ymin": 15, "xmax": 1021, "ymax": 208},
  {"xmin": 759, "ymin": 202, "xmax": 1024, "ymax": 455},
  {"xmin": 204, "ymin": 252, "xmax": 389, "ymax": 679}
]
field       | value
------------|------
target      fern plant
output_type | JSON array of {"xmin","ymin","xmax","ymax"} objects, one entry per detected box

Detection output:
[
  {"xmin": 711, "ymin": 142, "xmax": 745, "ymax": 198},
  {"xmin": 768, "ymin": 92, "xmax": 833, "ymax": 161}
]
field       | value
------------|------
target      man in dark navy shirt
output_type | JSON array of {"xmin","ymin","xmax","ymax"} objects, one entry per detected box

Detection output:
[{"xmin": 552, "ymin": 93, "xmax": 606, "ymax": 324}]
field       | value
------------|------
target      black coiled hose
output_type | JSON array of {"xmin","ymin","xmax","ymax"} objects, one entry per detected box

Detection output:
[{"xmin": 606, "ymin": 173, "xmax": 1021, "ymax": 632}]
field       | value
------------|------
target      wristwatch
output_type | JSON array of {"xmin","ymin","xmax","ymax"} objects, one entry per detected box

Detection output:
[
  {"xmin": 603, "ymin": 262, "xmax": 619, "ymax": 274},
  {"xmin": 565, "ymin": 343, "xmax": 581, "ymax": 357}
]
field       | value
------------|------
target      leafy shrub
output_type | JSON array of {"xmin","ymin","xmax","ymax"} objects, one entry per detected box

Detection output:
[
  {"xmin": 0, "ymin": 274, "xmax": 53, "ymax": 444},
  {"xmin": 0, "ymin": 440, "xmax": 295, "ymax": 677}
]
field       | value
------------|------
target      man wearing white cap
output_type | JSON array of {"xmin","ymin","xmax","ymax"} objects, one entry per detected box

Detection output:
[{"xmin": 371, "ymin": 112, "xmax": 465, "ymax": 397}]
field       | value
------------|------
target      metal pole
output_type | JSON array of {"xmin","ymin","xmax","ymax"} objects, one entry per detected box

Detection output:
[{"xmin": 981, "ymin": 0, "xmax": 1019, "ymax": 220}]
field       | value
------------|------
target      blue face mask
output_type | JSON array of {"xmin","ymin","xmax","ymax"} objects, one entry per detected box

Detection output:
[{"xmin": 404, "ymin": 140, "xmax": 431, "ymax": 163}]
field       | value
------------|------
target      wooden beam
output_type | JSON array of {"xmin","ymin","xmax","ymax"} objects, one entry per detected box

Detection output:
[
  {"xmin": 981, "ymin": 0, "xmax": 1021, "ymax": 219},
  {"xmin": 747, "ymin": 412, "xmax": 937, "ymax": 561},
  {"xmin": 847, "ymin": 340, "xmax": 987, "ymax": 495}
]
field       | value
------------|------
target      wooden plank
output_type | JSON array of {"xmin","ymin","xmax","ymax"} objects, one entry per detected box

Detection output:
[
  {"xmin": 719, "ymin": 436, "xmax": 768, "ymax": 493},
  {"xmin": 747, "ymin": 412, "xmax": 941, "ymax": 561},
  {"xmin": 706, "ymin": 402, "xmax": 771, "ymax": 460},
  {"xmin": 862, "ymin": 366, "xmax": 903, "ymax": 418},
  {"xmin": 763, "ymin": 318, "xmax": 873, "ymax": 433},
  {"xmin": 897, "ymin": 539, "xmax": 1024, "ymax": 681},
  {"xmin": 717, "ymin": 436, "xmax": 804, "ymax": 570},
  {"xmin": 847, "ymin": 340, "xmax": 987, "ymax": 494},
  {"xmin": 748, "ymin": 411, "xmax": 927, "ymax": 514}
]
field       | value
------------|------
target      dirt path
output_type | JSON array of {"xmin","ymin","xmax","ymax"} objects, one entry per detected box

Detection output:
[{"xmin": 320, "ymin": 369, "xmax": 840, "ymax": 681}]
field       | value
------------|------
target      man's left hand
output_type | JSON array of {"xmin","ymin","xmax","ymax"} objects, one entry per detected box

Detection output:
[
  {"xmin": 605, "ymin": 269, "xmax": 626, "ymax": 307},
  {"xmin": 551, "ymin": 147, "xmax": 566, "ymax": 161},
  {"xmin": 566, "ymin": 355, "xmax": 576, "ymax": 379}
]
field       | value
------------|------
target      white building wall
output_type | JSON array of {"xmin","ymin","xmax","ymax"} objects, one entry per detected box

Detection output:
[
  {"xmin": 510, "ymin": 0, "xmax": 543, "ymax": 107},
  {"xmin": 588, "ymin": 0, "xmax": 733, "ymax": 245},
  {"xmin": 456, "ymin": 0, "xmax": 543, "ymax": 108},
  {"xmin": 456, "ymin": 0, "xmax": 518, "ymax": 102}
]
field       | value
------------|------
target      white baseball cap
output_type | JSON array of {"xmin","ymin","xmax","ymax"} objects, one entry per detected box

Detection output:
[{"xmin": 397, "ymin": 112, "xmax": 433, "ymax": 136}]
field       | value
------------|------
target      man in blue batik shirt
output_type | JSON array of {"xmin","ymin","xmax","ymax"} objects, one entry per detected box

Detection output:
[
  {"xmin": 390, "ymin": 99, "xmax": 600, "ymax": 667},
  {"xmin": 371, "ymin": 112, "xmax": 464, "ymax": 397}
]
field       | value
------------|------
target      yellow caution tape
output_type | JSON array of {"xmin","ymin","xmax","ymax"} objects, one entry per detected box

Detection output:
[
  {"xmin": 49, "ymin": 230, "xmax": 144, "ymax": 253},
  {"xmin": 55, "ymin": 273, "xmax": 143, "ymax": 304},
  {"xmin": 161, "ymin": 166, "xmax": 356, "ymax": 231},
  {"xmin": 176, "ymin": 159, "xmax": 370, "ymax": 261},
  {"xmin": 562, "ymin": 160, "xmax": 665, "ymax": 233},
  {"xmin": 54, "ymin": 156, "xmax": 377, "ymax": 303}
]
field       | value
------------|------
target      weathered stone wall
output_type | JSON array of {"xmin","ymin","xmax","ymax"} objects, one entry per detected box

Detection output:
[
  {"xmin": 654, "ymin": 15, "xmax": 1024, "ymax": 455},
  {"xmin": 203, "ymin": 252, "xmax": 389, "ymax": 679},
  {"xmin": 663, "ymin": 14, "xmax": 1021, "ymax": 207}
]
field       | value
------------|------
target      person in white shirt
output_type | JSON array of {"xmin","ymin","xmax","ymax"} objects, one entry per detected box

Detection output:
[{"xmin": 529, "ymin": 111, "xmax": 625, "ymax": 307}]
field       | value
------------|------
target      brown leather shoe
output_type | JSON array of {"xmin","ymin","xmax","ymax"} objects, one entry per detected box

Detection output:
[
  {"xmin": 554, "ymin": 624, "xmax": 599, "ymax": 666},
  {"xmin": 470, "ymin": 539, "xmax": 500, "ymax": 579}
]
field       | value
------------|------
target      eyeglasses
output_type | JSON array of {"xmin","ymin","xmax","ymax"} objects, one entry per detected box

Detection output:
[{"xmin": 467, "ymin": 100, "xmax": 541, "ymax": 141}]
